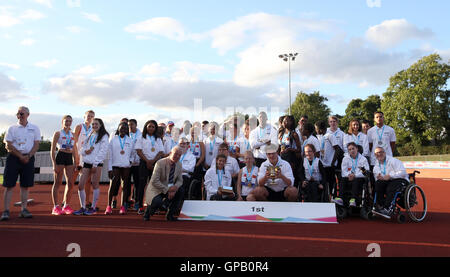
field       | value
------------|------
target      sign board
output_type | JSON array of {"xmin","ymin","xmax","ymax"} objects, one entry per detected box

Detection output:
[{"xmin": 179, "ymin": 200, "xmax": 337, "ymax": 224}]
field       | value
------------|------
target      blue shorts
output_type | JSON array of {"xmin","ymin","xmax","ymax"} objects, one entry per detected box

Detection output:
[{"xmin": 2, "ymin": 154, "xmax": 35, "ymax": 188}]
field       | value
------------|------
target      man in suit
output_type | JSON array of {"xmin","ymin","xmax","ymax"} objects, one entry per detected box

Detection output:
[{"xmin": 143, "ymin": 146, "xmax": 184, "ymax": 221}]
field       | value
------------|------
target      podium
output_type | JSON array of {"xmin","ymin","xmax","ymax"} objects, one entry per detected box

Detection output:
[{"xmin": 179, "ymin": 201, "xmax": 337, "ymax": 224}]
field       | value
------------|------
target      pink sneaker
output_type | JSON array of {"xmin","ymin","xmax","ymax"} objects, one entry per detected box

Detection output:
[
  {"xmin": 104, "ymin": 206, "xmax": 112, "ymax": 215},
  {"xmin": 52, "ymin": 206, "xmax": 63, "ymax": 215},
  {"xmin": 62, "ymin": 205, "xmax": 74, "ymax": 215},
  {"xmin": 119, "ymin": 206, "xmax": 126, "ymax": 215}
]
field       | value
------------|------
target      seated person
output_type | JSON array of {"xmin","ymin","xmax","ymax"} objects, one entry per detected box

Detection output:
[
  {"xmin": 333, "ymin": 142, "xmax": 370, "ymax": 207},
  {"xmin": 178, "ymin": 137, "xmax": 197, "ymax": 198},
  {"xmin": 204, "ymin": 154, "xmax": 235, "ymax": 201},
  {"xmin": 143, "ymin": 146, "xmax": 185, "ymax": 221},
  {"xmin": 236, "ymin": 151, "xmax": 259, "ymax": 201},
  {"xmin": 300, "ymin": 144, "xmax": 327, "ymax": 202},
  {"xmin": 248, "ymin": 144, "xmax": 297, "ymax": 202},
  {"xmin": 210, "ymin": 142, "xmax": 240, "ymax": 180},
  {"xmin": 372, "ymin": 146, "xmax": 409, "ymax": 218}
]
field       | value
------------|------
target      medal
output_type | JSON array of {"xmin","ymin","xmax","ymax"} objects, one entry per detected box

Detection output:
[
  {"xmin": 209, "ymin": 151, "xmax": 213, "ymax": 155},
  {"xmin": 378, "ymin": 141, "xmax": 383, "ymax": 146},
  {"xmin": 120, "ymin": 150, "xmax": 125, "ymax": 155},
  {"xmin": 151, "ymin": 147, "xmax": 155, "ymax": 152}
]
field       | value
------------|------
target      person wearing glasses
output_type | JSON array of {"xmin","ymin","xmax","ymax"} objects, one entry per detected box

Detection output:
[
  {"xmin": 1, "ymin": 107, "xmax": 41, "ymax": 221},
  {"xmin": 372, "ymin": 147, "xmax": 409, "ymax": 219}
]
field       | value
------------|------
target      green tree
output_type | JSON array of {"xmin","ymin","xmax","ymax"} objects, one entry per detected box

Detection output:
[
  {"xmin": 381, "ymin": 54, "xmax": 449, "ymax": 146},
  {"xmin": 0, "ymin": 132, "xmax": 6, "ymax": 157},
  {"xmin": 289, "ymin": 91, "xmax": 331, "ymax": 124},
  {"xmin": 341, "ymin": 95, "xmax": 381, "ymax": 130}
]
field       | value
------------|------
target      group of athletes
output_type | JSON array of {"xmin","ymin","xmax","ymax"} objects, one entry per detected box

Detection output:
[{"xmin": 1, "ymin": 106, "xmax": 410, "ymax": 221}]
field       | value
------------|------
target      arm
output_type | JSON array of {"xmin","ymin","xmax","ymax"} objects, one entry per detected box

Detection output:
[
  {"xmin": 236, "ymin": 169, "xmax": 243, "ymax": 200},
  {"xmin": 50, "ymin": 131, "xmax": 60, "ymax": 169},
  {"xmin": 93, "ymin": 135, "xmax": 110, "ymax": 167},
  {"xmin": 197, "ymin": 142, "xmax": 205, "ymax": 166}
]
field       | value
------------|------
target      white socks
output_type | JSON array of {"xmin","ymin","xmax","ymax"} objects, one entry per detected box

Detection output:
[
  {"xmin": 92, "ymin": 188, "xmax": 100, "ymax": 209},
  {"xmin": 78, "ymin": 190, "xmax": 86, "ymax": 209}
]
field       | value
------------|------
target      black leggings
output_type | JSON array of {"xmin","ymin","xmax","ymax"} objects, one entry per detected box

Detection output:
[
  {"xmin": 108, "ymin": 167, "xmax": 130, "ymax": 206},
  {"xmin": 137, "ymin": 160, "xmax": 154, "ymax": 208}
]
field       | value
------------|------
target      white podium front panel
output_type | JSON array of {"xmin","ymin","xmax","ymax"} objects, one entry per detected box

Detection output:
[{"xmin": 179, "ymin": 200, "xmax": 337, "ymax": 224}]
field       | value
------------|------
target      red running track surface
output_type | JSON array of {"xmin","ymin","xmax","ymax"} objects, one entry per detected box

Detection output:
[{"xmin": 0, "ymin": 178, "xmax": 449, "ymax": 257}]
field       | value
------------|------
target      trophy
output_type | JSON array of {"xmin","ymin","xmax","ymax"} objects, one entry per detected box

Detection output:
[{"xmin": 266, "ymin": 165, "xmax": 281, "ymax": 186}]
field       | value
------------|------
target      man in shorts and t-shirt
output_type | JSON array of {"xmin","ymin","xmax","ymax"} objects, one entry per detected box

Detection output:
[{"xmin": 1, "ymin": 107, "xmax": 41, "ymax": 221}]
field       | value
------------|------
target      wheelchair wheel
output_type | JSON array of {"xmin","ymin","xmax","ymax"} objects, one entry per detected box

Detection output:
[
  {"xmin": 397, "ymin": 212, "xmax": 407, "ymax": 224},
  {"xmin": 336, "ymin": 205, "xmax": 347, "ymax": 220},
  {"xmin": 187, "ymin": 179, "xmax": 202, "ymax": 200},
  {"xmin": 404, "ymin": 184, "xmax": 427, "ymax": 223},
  {"xmin": 360, "ymin": 206, "xmax": 373, "ymax": 220}
]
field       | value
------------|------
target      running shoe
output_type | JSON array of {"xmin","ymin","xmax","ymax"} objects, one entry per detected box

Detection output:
[
  {"xmin": 62, "ymin": 205, "xmax": 74, "ymax": 215},
  {"xmin": 332, "ymin": 197, "xmax": 344, "ymax": 206},
  {"xmin": 19, "ymin": 209, "xmax": 33, "ymax": 219},
  {"xmin": 0, "ymin": 210, "xmax": 10, "ymax": 221},
  {"xmin": 85, "ymin": 207, "xmax": 97, "ymax": 215},
  {"xmin": 73, "ymin": 208, "xmax": 86, "ymax": 216},
  {"xmin": 104, "ymin": 206, "xmax": 112, "ymax": 215},
  {"xmin": 119, "ymin": 206, "xmax": 126, "ymax": 215},
  {"xmin": 52, "ymin": 206, "xmax": 64, "ymax": 215},
  {"xmin": 349, "ymin": 198, "xmax": 356, "ymax": 207},
  {"xmin": 137, "ymin": 207, "xmax": 145, "ymax": 215}
]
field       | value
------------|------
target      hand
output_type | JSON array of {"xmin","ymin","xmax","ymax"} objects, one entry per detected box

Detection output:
[
  {"xmin": 302, "ymin": 181, "xmax": 308, "ymax": 188},
  {"xmin": 275, "ymin": 170, "xmax": 282, "ymax": 179},
  {"xmin": 349, "ymin": 174, "xmax": 355, "ymax": 181},
  {"xmin": 167, "ymin": 186, "xmax": 178, "ymax": 200},
  {"xmin": 318, "ymin": 183, "xmax": 324, "ymax": 190},
  {"xmin": 20, "ymin": 154, "xmax": 30, "ymax": 164},
  {"xmin": 383, "ymin": 174, "xmax": 391, "ymax": 181},
  {"xmin": 237, "ymin": 195, "xmax": 243, "ymax": 201}
]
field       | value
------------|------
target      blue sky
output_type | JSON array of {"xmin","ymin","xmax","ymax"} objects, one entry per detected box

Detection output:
[{"xmin": 1, "ymin": 0, "xmax": 449, "ymax": 139}]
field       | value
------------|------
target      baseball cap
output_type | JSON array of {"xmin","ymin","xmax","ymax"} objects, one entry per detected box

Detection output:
[{"xmin": 264, "ymin": 143, "xmax": 278, "ymax": 154}]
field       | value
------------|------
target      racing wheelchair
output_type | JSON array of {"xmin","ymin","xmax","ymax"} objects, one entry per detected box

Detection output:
[
  {"xmin": 333, "ymin": 167, "xmax": 374, "ymax": 220},
  {"xmin": 372, "ymin": 170, "xmax": 427, "ymax": 223}
]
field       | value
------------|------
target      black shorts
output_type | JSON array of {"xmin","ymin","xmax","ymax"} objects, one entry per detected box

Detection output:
[
  {"xmin": 266, "ymin": 186, "xmax": 287, "ymax": 202},
  {"xmin": 55, "ymin": 151, "xmax": 74, "ymax": 166},
  {"xmin": 2, "ymin": 154, "xmax": 35, "ymax": 188},
  {"xmin": 83, "ymin": 163, "xmax": 104, "ymax": 169}
]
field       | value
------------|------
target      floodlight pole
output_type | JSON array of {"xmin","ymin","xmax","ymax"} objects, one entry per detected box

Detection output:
[{"xmin": 279, "ymin": 53, "xmax": 298, "ymax": 116}]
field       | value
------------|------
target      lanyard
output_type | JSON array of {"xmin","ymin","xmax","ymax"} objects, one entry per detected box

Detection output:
[
  {"xmin": 379, "ymin": 159, "xmax": 387, "ymax": 175},
  {"xmin": 245, "ymin": 166, "xmax": 254, "ymax": 183},
  {"xmin": 217, "ymin": 169, "xmax": 224, "ymax": 187},
  {"xmin": 307, "ymin": 158, "xmax": 316, "ymax": 178},
  {"xmin": 83, "ymin": 123, "xmax": 91, "ymax": 137},
  {"xmin": 209, "ymin": 137, "xmax": 216, "ymax": 152},
  {"xmin": 89, "ymin": 134, "xmax": 97, "ymax": 147},
  {"xmin": 352, "ymin": 133, "xmax": 360, "ymax": 145},
  {"xmin": 180, "ymin": 152, "xmax": 187, "ymax": 163},
  {"xmin": 376, "ymin": 126, "xmax": 385, "ymax": 142},
  {"xmin": 320, "ymin": 135, "xmax": 325, "ymax": 150},
  {"xmin": 147, "ymin": 135, "xmax": 155, "ymax": 147},
  {"xmin": 118, "ymin": 135, "xmax": 126, "ymax": 150},
  {"xmin": 130, "ymin": 132, "xmax": 137, "ymax": 143},
  {"xmin": 245, "ymin": 137, "xmax": 250, "ymax": 150},
  {"xmin": 351, "ymin": 154, "xmax": 359, "ymax": 173}
]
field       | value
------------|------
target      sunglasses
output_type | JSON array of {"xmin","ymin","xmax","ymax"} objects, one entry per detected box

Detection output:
[{"xmin": 16, "ymin": 112, "xmax": 25, "ymax": 116}]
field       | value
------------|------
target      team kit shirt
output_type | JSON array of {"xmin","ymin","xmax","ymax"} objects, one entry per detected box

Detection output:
[
  {"xmin": 57, "ymin": 129, "xmax": 75, "ymax": 151},
  {"xmin": 240, "ymin": 166, "xmax": 259, "ymax": 197},
  {"xmin": 367, "ymin": 125, "xmax": 396, "ymax": 165},
  {"xmin": 134, "ymin": 135, "xmax": 164, "ymax": 161},
  {"xmin": 227, "ymin": 133, "xmax": 242, "ymax": 156},
  {"xmin": 163, "ymin": 137, "xmax": 178, "ymax": 155},
  {"xmin": 303, "ymin": 157, "xmax": 323, "ymax": 182},
  {"xmin": 316, "ymin": 133, "xmax": 335, "ymax": 167},
  {"xmin": 107, "ymin": 135, "xmax": 133, "ymax": 171},
  {"xmin": 341, "ymin": 153, "xmax": 370, "ymax": 179},
  {"xmin": 203, "ymin": 136, "xmax": 224, "ymax": 167},
  {"xmin": 237, "ymin": 135, "xmax": 252, "ymax": 163},
  {"xmin": 326, "ymin": 128, "xmax": 345, "ymax": 150},
  {"xmin": 279, "ymin": 131, "xmax": 298, "ymax": 150},
  {"xmin": 179, "ymin": 150, "xmax": 196, "ymax": 176},
  {"xmin": 187, "ymin": 141, "xmax": 202, "ymax": 160},
  {"xmin": 129, "ymin": 129, "xmax": 141, "ymax": 167},
  {"xmin": 76, "ymin": 123, "xmax": 92, "ymax": 165},
  {"xmin": 81, "ymin": 134, "xmax": 109, "ymax": 167},
  {"xmin": 343, "ymin": 132, "xmax": 370, "ymax": 156},
  {"xmin": 5, "ymin": 122, "xmax": 41, "ymax": 154},
  {"xmin": 301, "ymin": 135, "xmax": 321, "ymax": 156},
  {"xmin": 249, "ymin": 124, "xmax": 278, "ymax": 159},
  {"xmin": 210, "ymin": 156, "xmax": 240, "ymax": 177},
  {"xmin": 373, "ymin": 156, "xmax": 409, "ymax": 182},
  {"xmin": 204, "ymin": 168, "xmax": 232, "ymax": 200},
  {"xmin": 258, "ymin": 157, "xmax": 295, "ymax": 192}
]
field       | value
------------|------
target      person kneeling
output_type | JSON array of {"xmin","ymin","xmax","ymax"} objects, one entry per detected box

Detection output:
[
  {"xmin": 333, "ymin": 142, "xmax": 369, "ymax": 207},
  {"xmin": 143, "ymin": 146, "xmax": 185, "ymax": 221},
  {"xmin": 247, "ymin": 143, "xmax": 297, "ymax": 202},
  {"xmin": 204, "ymin": 154, "xmax": 235, "ymax": 201}
]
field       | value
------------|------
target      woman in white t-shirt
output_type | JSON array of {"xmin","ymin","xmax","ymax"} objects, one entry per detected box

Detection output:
[
  {"xmin": 236, "ymin": 151, "xmax": 259, "ymax": 201},
  {"xmin": 134, "ymin": 120, "xmax": 165, "ymax": 214},
  {"xmin": 203, "ymin": 122, "xmax": 223, "ymax": 170},
  {"xmin": 204, "ymin": 154, "xmax": 234, "ymax": 201},
  {"xmin": 343, "ymin": 119, "xmax": 369, "ymax": 157}
]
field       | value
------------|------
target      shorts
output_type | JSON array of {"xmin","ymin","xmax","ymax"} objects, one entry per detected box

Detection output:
[
  {"xmin": 2, "ymin": 154, "xmax": 35, "ymax": 188},
  {"xmin": 55, "ymin": 151, "xmax": 74, "ymax": 166},
  {"xmin": 266, "ymin": 186, "xmax": 287, "ymax": 202},
  {"xmin": 83, "ymin": 163, "xmax": 104, "ymax": 169}
]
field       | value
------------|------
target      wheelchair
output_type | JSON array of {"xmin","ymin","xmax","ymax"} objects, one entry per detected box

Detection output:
[
  {"xmin": 334, "ymin": 167, "xmax": 374, "ymax": 220},
  {"xmin": 372, "ymin": 171, "xmax": 427, "ymax": 223},
  {"xmin": 299, "ymin": 179, "xmax": 331, "ymax": 203}
]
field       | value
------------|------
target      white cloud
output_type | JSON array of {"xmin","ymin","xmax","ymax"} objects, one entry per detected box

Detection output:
[
  {"xmin": 366, "ymin": 0, "xmax": 381, "ymax": 8},
  {"xmin": 72, "ymin": 65, "xmax": 100, "ymax": 75},
  {"xmin": 67, "ymin": 0, "xmax": 81, "ymax": 8},
  {"xmin": 20, "ymin": 38, "xmax": 36, "ymax": 46},
  {"xmin": 66, "ymin": 25, "xmax": 82, "ymax": 33},
  {"xmin": 0, "ymin": 72, "xmax": 24, "ymax": 100},
  {"xmin": 34, "ymin": 59, "xmax": 59, "ymax": 69},
  {"xmin": 20, "ymin": 9, "xmax": 46, "ymax": 20},
  {"xmin": 124, "ymin": 17, "xmax": 190, "ymax": 41},
  {"xmin": 32, "ymin": 0, "xmax": 53, "ymax": 8},
  {"xmin": 0, "ymin": 62, "xmax": 20, "ymax": 70},
  {"xmin": 82, "ymin": 12, "xmax": 102, "ymax": 23},
  {"xmin": 139, "ymin": 63, "xmax": 168, "ymax": 76},
  {"xmin": 171, "ymin": 61, "xmax": 226, "ymax": 82},
  {"xmin": 0, "ymin": 14, "xmax": 21, "ymax": 28},
  {"xmin": 366, "ymin": 19, "xmax": 434, "ymax": 48}
]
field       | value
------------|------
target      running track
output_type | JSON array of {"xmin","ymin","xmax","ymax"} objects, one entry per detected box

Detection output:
[{"xmin": 0, "ymin": 178, "xmax": 449, "ymax": 257}]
